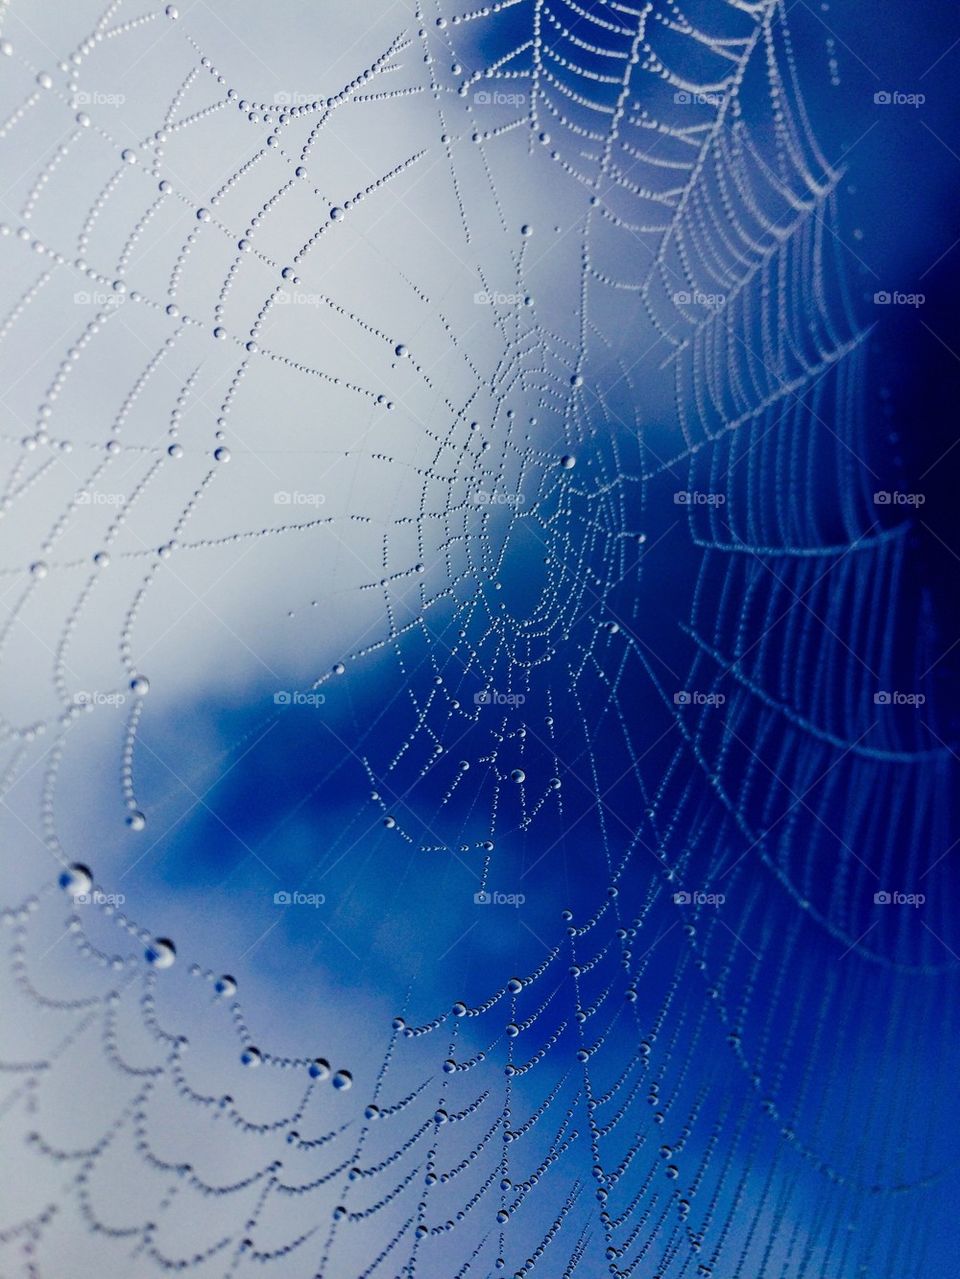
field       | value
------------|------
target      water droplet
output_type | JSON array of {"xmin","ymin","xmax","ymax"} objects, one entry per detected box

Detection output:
[
  {"xmin": 126, "ymin": 810, "xmax": 146, "ymax": 831},
  {"xmin": 58, "ymin": 864, "xmax": 92, "ymax": 898},
  {"xmin": 309, "ymin": 1057, "xmax": 330, "ymax": 1080},
  {"xmin": 241, "ymin": 1046, "xmax": 262, "ymax": 1067},
  {"xmin": 145, "ymin": 938, "xmax": 176, "ymax": 969},
  {"xmin": 214, "ymin": 974, "xmax": 236, "ymax": 997},
  {"xmin": 332, "ymin": 1069, "xmax": 352, "ymax": 1090},
  {"xmin": 129, "ymin": 675, "xmax": 150, "ymax": 696},
  {"xmin": 214, "ymin": 446, "xmax": 231, "ymax": 462},
  {"xmin": 560, "ymin": 455, "xmax": 576, "ymax": 470},
  {"xmin": 510, "ymin": 769, "xmax": 525, "ymax": 783}
]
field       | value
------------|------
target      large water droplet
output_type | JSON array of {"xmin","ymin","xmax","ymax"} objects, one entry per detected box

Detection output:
[
  {"xmin": 145, "ymin": 938, "xmax": 176, "ymax": 969},
  {"xmin": 58, "ymin": 864, "xmax": 92, "ymax": 898}
]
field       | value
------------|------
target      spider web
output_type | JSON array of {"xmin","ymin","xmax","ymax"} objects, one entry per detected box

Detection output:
[{"xmin": 0, "ymin": 1, "xmax": 956, "ymax": 1277}]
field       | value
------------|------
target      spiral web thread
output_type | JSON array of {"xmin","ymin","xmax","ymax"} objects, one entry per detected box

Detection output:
[{"xmin": 0, "ymin": 1, "xmax": 956, "ymax": 1277}]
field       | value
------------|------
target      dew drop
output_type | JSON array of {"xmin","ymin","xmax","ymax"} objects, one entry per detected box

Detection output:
[
  {"xmin": 145, "ymin": 938, "xmax": 176, "ymax": 969},
  {"xmin": 58, "ymin": 864, "xmax": 92, "ymax": 898}
]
